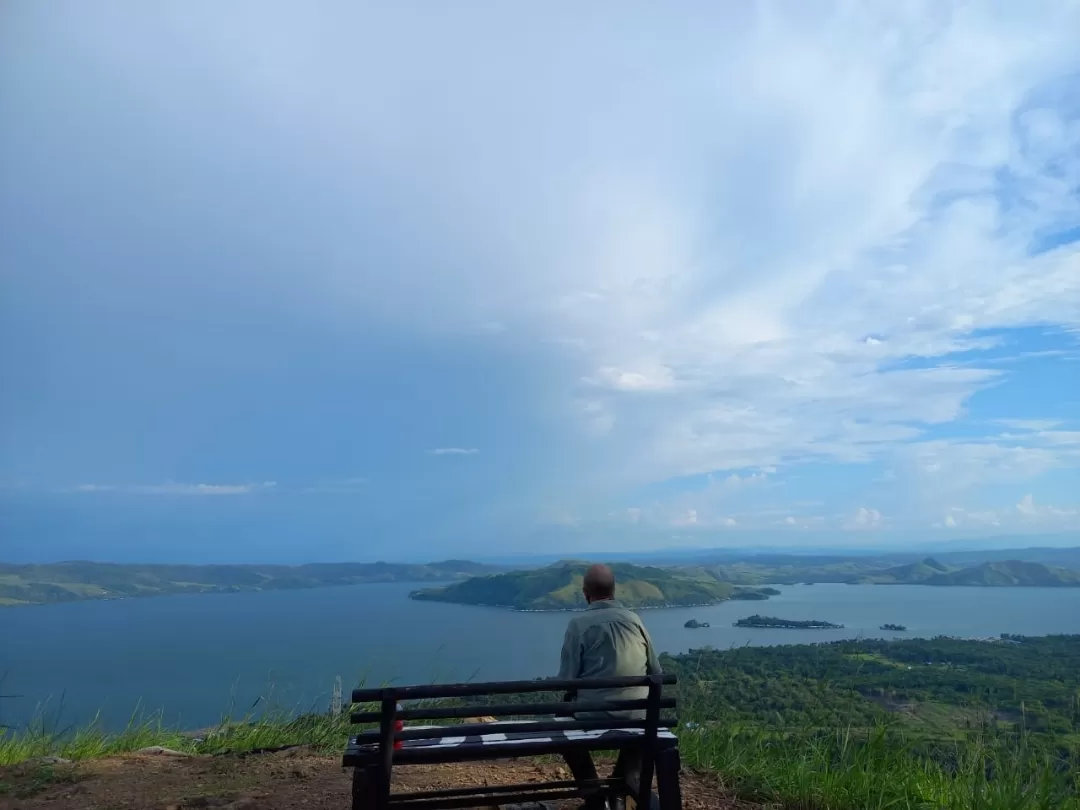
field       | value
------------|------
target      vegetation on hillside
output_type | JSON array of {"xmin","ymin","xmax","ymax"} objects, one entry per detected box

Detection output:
[
  {"xmin": 0, "ymin": 560, "xmax": 501, "ymax": 607},
  {"xmin": 663, "ymin": 634, "xmax": 1080, "ymax": 734},
  {"xmin": 925, "ymin": 560, "xmax": 1080, "ymax": 586},
  {"xmin": 2, "ymin": 635, "xmax": 1079, "ymax": 808},
  {"xmin": 409, "ymin": 560, "xmax": 772, "ymax": 609}
]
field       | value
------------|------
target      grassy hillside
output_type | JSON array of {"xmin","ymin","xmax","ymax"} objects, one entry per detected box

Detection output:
[
  {"xmin": 873, "ymin": 556, "xmax": 952, "ymax": 582},
  {"xmin": 925, "ymin": 559, "xmax": 1080, "ymax": 586},
  {"xmin": 665, "ymin": 634, "xmax": 1080, "ymax": 734},
  {"xmin": 2, "ymin": 636, "xmax": 1079, "ymax": 808},
  {"xmin": 0, "ymin": 560, "xmax": 503, "ymax": 607},
  {"xmin": 704, "ymin": 556, "xmax": 1080, "ymax": 587},
  {"xmin": 410, "ymin": 560, "xmax": 752, "ymax": 609}
]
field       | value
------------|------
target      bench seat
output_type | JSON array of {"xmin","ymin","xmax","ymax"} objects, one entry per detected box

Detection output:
[{"xmin": 344, "ymin": 720, "xmax": 678, "ymax": 766}]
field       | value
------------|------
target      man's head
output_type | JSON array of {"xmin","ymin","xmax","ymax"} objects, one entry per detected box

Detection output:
[{"xmin": 582, "ymin": 563, "xmax": 616, "ymax": 604}]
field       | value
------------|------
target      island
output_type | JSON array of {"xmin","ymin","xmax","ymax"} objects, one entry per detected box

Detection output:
[
  {"xmin": 410, "ymin": 560, "xmax": 761, "ymax": 610},
  {"xmin": 684, "ymin": 619, "xmax": 710, "ymax": 628},
  {"xmin": 880, "ymin": 623, "xmax": 908, "ymax": 631},
  {"xmin": 734, "ymin": 614, "xmax": 844, "ymax": 629},
  {"xmin": 730, "ymin": 586, "xmax": 782, "ymax": 600}
]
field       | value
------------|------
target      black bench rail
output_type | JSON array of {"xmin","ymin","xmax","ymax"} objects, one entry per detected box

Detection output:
[{"xmin": 343, "ymin": 673, "xmax": 681, "ymax": 810}]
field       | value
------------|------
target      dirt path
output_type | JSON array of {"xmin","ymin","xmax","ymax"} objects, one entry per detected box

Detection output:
[{"xmin": 0, "ymin": 749, "xmax": 760, "ymax": 810}]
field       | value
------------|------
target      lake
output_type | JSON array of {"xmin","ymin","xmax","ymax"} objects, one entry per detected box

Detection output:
[{"xmin": 2, "ymin": 582, "xmax": 1079, "ymax": 731}]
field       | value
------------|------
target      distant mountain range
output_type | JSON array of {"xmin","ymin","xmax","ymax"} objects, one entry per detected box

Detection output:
[
  {"xmin": 0, "ymin": 560, "xmax": 503, "ymax": 607},
  {"xmin": 921, "ymin": 560, "xmax": 1080, "ymax": 587},
  {"xmin": 412, "ymin": 557, "xmax": 1080, "ymax": 610},
  {"xmin": 4, "ymin": 548, "xmax": 1078, "ymax": 609},
  {"xmin": 698, "ymin": 555, "xmax": 1080, "ymax": 588}
]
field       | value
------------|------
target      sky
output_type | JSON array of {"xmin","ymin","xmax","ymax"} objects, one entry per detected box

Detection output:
[{"xmin": 2, "ymin": 1, "xmax": 1079, "ymax": 563}]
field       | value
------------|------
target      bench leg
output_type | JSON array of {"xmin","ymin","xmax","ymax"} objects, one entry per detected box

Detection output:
[
  {"xmin": 656, "ymin": 748, "xmax": 682, "ymax": 810},
  {"xmin": 351, "ymin": 766, "xmax": 375, "ymax": 810},
  {"xmin": 562, "ymin": 749, "xmax": 607, "ymax": 809}
]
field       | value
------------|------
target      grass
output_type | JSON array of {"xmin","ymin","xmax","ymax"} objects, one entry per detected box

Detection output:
[
  {"xmin": 0, "ymin": 706, "xmax": 361, "ymax": 766},
  {"xmin": 2, "ymin": 695, "xmax": 1079, "ymax": 809},
  {"xmin": 679, "ymin": 723, "xmax": 1080, "ymax": 810}
]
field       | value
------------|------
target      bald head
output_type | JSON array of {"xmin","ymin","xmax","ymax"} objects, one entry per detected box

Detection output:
[{"xmin": 583, "ymin": 563, "xmax": 616, "ymax": 602}]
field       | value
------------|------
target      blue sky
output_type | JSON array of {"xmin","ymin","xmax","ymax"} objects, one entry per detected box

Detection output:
[{"xmin": 2, "ymin": 1, "xmax": 1079, "ymax": 563}]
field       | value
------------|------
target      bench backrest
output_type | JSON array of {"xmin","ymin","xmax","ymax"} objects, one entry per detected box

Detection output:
[
  {"xmin": 350, "ymin": 673, "xmax": 678, "ymax": 746},
  {"xmin": 349, "ymin": 675, "xmax": 678, "ymax": 810}
]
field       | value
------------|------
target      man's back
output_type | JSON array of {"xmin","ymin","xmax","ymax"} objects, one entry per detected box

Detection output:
[{"xmin": 558, "ymin": 599, "xmax": 661, "ymax": 718}]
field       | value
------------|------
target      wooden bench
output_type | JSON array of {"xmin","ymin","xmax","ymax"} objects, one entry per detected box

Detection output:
[{"xmin": 344, "ymin": 674, "xmax": 681, "ymax": 810}]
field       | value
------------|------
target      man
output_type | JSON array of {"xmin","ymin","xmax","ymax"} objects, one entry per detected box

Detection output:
[{"xmin": 558, "ymin": 564, "xmax": 661, "ymax": 810}]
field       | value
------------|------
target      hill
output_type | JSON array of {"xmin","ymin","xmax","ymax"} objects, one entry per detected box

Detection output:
[
  {"xmin": 871, "ymin": 557, "xmax": 955, "ymax": 583},
  {"xmin": 696, "ymin": 555, "xmax": 1080, "ymax": 588},
  {"xmin": 925, "ymin": 560, "xmax": 1080, "ymax": 587},
  {"xmin": 0, "ymin": 560, "xmax": 503, "ymax": 607},
  {"xmin": 409, "ymin": 560, "xmax": 753, "ymax": 609}
]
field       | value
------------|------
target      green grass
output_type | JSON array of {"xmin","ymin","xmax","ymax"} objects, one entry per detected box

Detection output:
[
  {"xmin": 2, "ymin": 693, "xmax": 1078, "ymax": 809},
  {"xmin": 0, "ymin": 708, "xmax": 360, "ymax": 766},
  {"xmin": 680, "ymin": 725, "xmax": 1080, "ymax": 810}
]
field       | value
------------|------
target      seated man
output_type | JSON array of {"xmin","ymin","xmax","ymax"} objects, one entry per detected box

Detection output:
[{"xmin": 558, "ymin": 564, "xmax": 662, "ymax": 810}]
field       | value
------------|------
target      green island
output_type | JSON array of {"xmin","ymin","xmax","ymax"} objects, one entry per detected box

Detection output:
[
  {"xmin": 881, "ymin": 623, "xmax": 908, "ymax": 631},
  {"xmin": 0, "ymin": 560, "xmax": 500, "ymax": 607},
  {"xmin": 410, "ymin": 560, "xmax": 777, "ymax": 610},
  {"xmin": 2, "ymin": 634, "xmax": 1079, "ymax": 809},
  {"xmin": 735, "ymin": 614, "xmax": 845, "ymax": 629},
  {"xmin": 684, "ymin": 618, "xmax": 710, "ymax": 628}
]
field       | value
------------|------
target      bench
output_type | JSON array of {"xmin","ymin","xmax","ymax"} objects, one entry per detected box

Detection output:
[{"xmin": 344, "ymin": 674, "xmax": 681, "ymax": 810}]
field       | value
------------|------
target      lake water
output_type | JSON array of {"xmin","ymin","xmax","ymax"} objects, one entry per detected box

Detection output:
[{"xmin": 2, "ymin": 582, "xmax": 1079, "ymax": 731}]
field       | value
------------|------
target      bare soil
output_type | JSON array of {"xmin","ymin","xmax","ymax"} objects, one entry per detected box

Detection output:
[{"xmin": 0, "ymin": 749, "xmax": 762, "ymax": 810}]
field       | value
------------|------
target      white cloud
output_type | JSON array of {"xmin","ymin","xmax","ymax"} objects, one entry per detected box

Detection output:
[
  {"xmin": 136, "ymin": 482, "xmax": 276, "ymax": 495},
  {"xmin": 584, "ymin": 365, "xmax": 677, "ymax": 393},
  {"xmin": 996, "ymin": 419, "xmax": 1064, "ymax": 431},
  {"xmin": 1016, "ymin": 493, "xmax": 1078, "ymax": 520},
  {"xmin": 22, "ymin": 3, "xmax": 1080, "ymax": 531},
  {"xmin": 165, "ymin": 3, "xmax": 1080, "ymax": 488},
  {"xmin": 73, "ymin": 482, "xmax": 276, "ymax": 496},
  {"xmin": 671, "ymin": 509, "xmax": 699, "ymax": 527},
  {"xmin": 847, "ymin": 507, "xmax": 883, "ymax": 530},
  {"xmin": 430, "ymin": 448, "xmax": 479, "ymax": 456}
]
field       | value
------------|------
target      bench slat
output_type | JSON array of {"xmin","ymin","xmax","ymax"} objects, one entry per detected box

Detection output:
[
  {"xmin": 390, "ymin": 788, "xmax": 586, "ymax": 810},
  {"xmin": 350, "ymin": 696, "xmax": 676, "ymax": 724},
  {"xmin": 388, "ymin": 778, "xmax": 617, "ymax": 802},
  {"xmin": 343, "ymin": 730, "xmax": 677, "ymax": 767},
  {"xmin": 351, "ymin": 673, "xmax": 676, "ymax": 703},
  {"xmin": 352, "ymin": 716, "xmax": 679, "ymax": 743}
]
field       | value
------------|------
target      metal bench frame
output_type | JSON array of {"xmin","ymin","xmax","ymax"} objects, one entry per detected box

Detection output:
[{"xmin": 343, "ymin": 674, "xmax": 681, "ymax": 810}]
